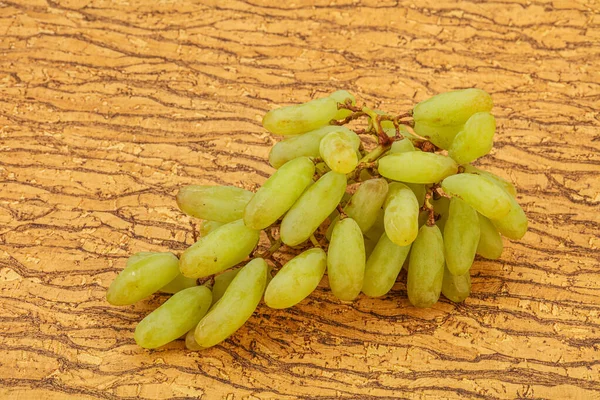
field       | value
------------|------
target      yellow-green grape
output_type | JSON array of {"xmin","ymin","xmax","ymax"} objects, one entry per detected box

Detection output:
[
  {"xmin": 441, "ymin": 266, "xmax": 471, "ymax": 303},
  {"xmin": 281, "ymin": 171, "xmax": 347, "ymax": 246},
  {"xmin": 378, "ymin": 152, "xmax": 458, "ymax": 184},
  {"xmin": 264, "ymin": 248, "xmax": 326, "ymax": 309},
  {"xmin": 211, "ymin": 268, "xmax": 240, "ymax": 304},
  {"xmin": 185, "ymin": 328, "xmax": 202, "ymax": 351},
  {"xmin": 244, "ymin": 157, "xmax": 315, "ymax": 230},
  {"xmin": 363, "ymin": 235, "xmax": 378, "ymax": 259},
  {"xmin": 433, "ymin": 196, "xmax": 450, "ymax": 232},
  {"xmin": 194, "ymin": 258, "xmax": 267, "ymax": 349},
  {"xmin": 199, "ymin": 220, "xmax": 224, "ymax": 237},
  {"xmin": 405, "ymin": 183, "xmax": 426, "ymax": 206},
  {"xmin": 344, "ymin": 178, "xmax": 389, "ymax": 233},
  {"xmin": 362, "ymin": 233, "xmax": 411, "ymax": 297},
  {"xmin": 329, "ymin": 90, "xmax": 356, "ymax": 119},
  {"xmin": 384, "ymin": 183, "xmax": 420, "ymax": 246},
  {"xmin": 448, "ymin": 112, "xmax": 496, "ymax": 165},
  {"xmin": 444, "ymin": 198, "xmax": 480, "ymax": 276},
  {"xmin": 413, "ymin": 88, "xmax": 493, "ymax": 127},
  {"xmin": 462, "ymin": 164, "xmax": 517, "ymax": 197},
  {"xmin": 176, "ymin": 185, "xmax": 253, "ymax": 223},
  {"xmin": 418, "ymin": 210, "xmax": 429, "ymax": 228},
  {"xmin": 384, "ymin": 125, "xmax": 418, "ymax": 140},
  {"xmin": 319, "ymin": 130, "xmax": 360, "ymax": 174},
  {"xmin": 374, "ymin": 109, "xmax": 394, "ymax": 130},
  {"xmin": 407, "ymin": 224, "xmax": 445, "ymax": 308},
  {"xmin": 491, "ymin": 195, "xmax": 528, "ymax": 240},
  {"xmin": 413, "ymin": 121, "xmax": 463, "ymax": 150},
  {"xmin": 389, "ymin": 138, "xmax": 416, "ymax": 154},
  {"xmin": 106, "ymin": 252, "xmax": 180, "ymax": 306},
  {"xmin": 269, "ymin": 125, "xmax": 353, "ymax": 169},
  {"xmin": 364, "ymin": 208, "xmax": 385, "ymax": 241},
  {"xmin": 180, "ymin": 220, "xmax": 259, "ymax": 278},
  {"xmin": 477, "ymin": 213, "xmax": 503, "ymax": 260},
  {"xmin": 160, "ymin": 273, "xmax": 197, "ymax": 294},
  {"xmin": 327, "ymin": 218, "xmax": 366, "ymax": 301},
  {"xmin": 134, "ymin": 286, "xmax": 212, "ymax": 349},
  {"xmin": 441, "ymin": 173, "xmax": 512, "ymax": 219}
]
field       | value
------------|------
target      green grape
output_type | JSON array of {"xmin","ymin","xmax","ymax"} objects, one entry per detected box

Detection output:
[
  {"xmin": 389, "ymin": 138, "xmax": 416, "ymax": 154},
  {"xmin": 180, "ymin": 219, "xmax": 259, "ymax": 278},
  {"xmin": 363, "ymin": 235, "xmax": 379, "ymax": 259},
  {"xmin": 364, "ymin": 209, "xmax": 385, "ymax": 243},
  {"xmin": 441, "ymin": 173, "xmax": 512, "ymax": 219},
  {"xmin": 407, "ymin": 224, "xmax": 445, "ymax": 308},
  {"xmin": 160, "ymin": 273, "xmax": 197, "ymax": 294},
  {"xmin": 444, "ymin": 197, "xmax": 480, "ymax": 276},
  {"xmin": 281, "ymin": 171, "xmax": 347, "ymax": 246},
  {"xmin": 441, "ymin": 266, "xmax": 471, "ymax": 303},
  {"xmin": 384, "ymin": 183, "xmax": 420, "ymax": 246},
  {"xmin": 244, "ymin": 157, "xmax": 315, "ymax": 230},
  {"xmin": 176, "ymin": 185, "xmax": 253, "ymax": 223},
  {"xmin": 264, "ymin": 248, "xmax": 326, "ymax": 309},
  {"xmin": 362, "ymin": 233, "xmax": 411, "ymax": 297},
  {"xmin": 405, "ymin": 183, "xmax": 426, "ymax": 206},
  {"xmin": 418, "ymin": 210, "xmax": 429, "ymax": 228},
  {"xmin": 134, "ymin": 286, "xmax": 212, "ymax": 349},
  {"xmin": 185, "ymin": 328, "xmax": 202, "ymax": 351},
  {"xmin": 378, "ymin": 152, "xmax": 458, "ymax": 184},
  {"xmin": 211, "ymin": 268, "xmax": 240, "ymax": 304},
  {"xmin": 491, "ymin": 195, "xmax": 528, "ymax": 240},
  {"xmin": 319, "ymin": 130, "xmax": 359, "ymax": 174},
  {"xmin": 432, "ymin": 196, "xmax": 450, "ymax": 232},
  {"xmin": 194, "ymin": 258, "xmax": 267, "ymax": 349},
  {"xmin": 344, "ymin": 178, "xmax": 389, "ymax": 233},
  {"xmin": 477, "ymin": 213, "xmax": 503, "ymax": 259},
  {"xmin": 462, "ymin": 164, "xmax": 517, "ymax": 197},
  {"xmin": 384, "ymin": 124, "xmax": 417, "ymax": 140},
  {"xmin": 269, "ymin": 125, "xmax": 347, "ymax": 169},
  {"xmin": 106, "ymin": 252, "xmax": 180, "ymax": 306},
  {"xmin": 327, "ymin": 218, "xmax": 366, "ymax": 301},
  {"xmin": 374, "ymin": 109, "xmax": 394, "ymax": 130},
  {"xmin": 413, "ymin": 121, "xmax": 463, "ymax": 150},
  {"xmin": 329, "ymin": 90, "xmax": 356, "ymax": 119},
  {"xmin": 413, "ymin": 88, "xmax": 493, "ymax": 127},
  {"xmin": 199, "ymin": 220, "xmax": 224, "ymax": 237},
  {"xmin": 448, "ymin": 112, "xmax": 496, "ymax": 165}
]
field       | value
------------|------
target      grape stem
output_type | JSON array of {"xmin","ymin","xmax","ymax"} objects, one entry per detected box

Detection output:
[
  {"xmin": 422, "ymin": 191, "xmax": 436, "ymax": 227},
  {"xmin": 336, "ymin": 204, "xmax": 347, "ymax": 219},
  {"xmin": 255, "ymin": 239, "xmax": 282, "ymax": 259}
]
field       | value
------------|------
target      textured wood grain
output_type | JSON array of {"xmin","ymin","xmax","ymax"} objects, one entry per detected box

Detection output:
[{"xmin": 1, "ymin": 0, "xmax": 599, "ymax": 399}]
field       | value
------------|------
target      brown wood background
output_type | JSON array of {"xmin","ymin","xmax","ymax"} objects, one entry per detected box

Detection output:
[{"xmin": 1, "ymin": 0, "xmax": 599, "ymax": 399}]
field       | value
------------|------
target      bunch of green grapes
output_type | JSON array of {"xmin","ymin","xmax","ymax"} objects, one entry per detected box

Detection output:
[{"xmin": 106, "ymin": 89, "xmax": 528, "ymax": 350}]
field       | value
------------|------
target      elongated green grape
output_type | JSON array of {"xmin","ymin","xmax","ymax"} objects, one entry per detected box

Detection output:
[
  {"xmin": 441, "ymin": 267, "xmax": 471, "ymax": 303},
  {"xmin": 211, "ymin": 268, "xmax": 240, "ymax": 304},
  {"xmin": 378, "ymin": 152, "xmax": 458, "ymax": 184},
  {"xmin": 265, "ymin": 248, "xmax": 326, "ymax": 309},
  {"xmin": 433, "ymin": 196, "xmax": 450, "ymax": 232},
  {"xmin": 407, "ymin": 224, "xmax": 445, "ymax": 308},
  {"xmin": 389, "ymin": 138, "xmax": 416, "ymax": 154},
  {"xmin": 185, "ymin": 328, "xmax": 202, "ymax": 351},
  {"xmin": 405, "ymin": 183, "xmax": 426, "ymax": 206},
  {"xmin": 107, "ymin": 252, "xmax": 180, "ymax": 306},
  {"xmin": 362, "ymin": 233, "xmax": 411, "ymax": 297},
  {"xmin": 364, "ymin": 208, "xmax": 385, "ymax": 241},
  {"xmin": 491, "ymin": 195, "xmax": 528, "ymax": 240},
  {"xmin": 281, "ymin": 171, "xmax": 347, "ymax": 246},
  {"xmin": 477, "ymin": 213, "xmax": 503, "ymax": 259},
  {"xmin": 176, "ymin": 185, "xmax": 253, "ymax": 223},
  {"xmin": 134, "ymin": 286, "xmax": 212, "ymax": 349},
  {"xmin": 345, "ymin": 178, "xmax": 389, "ymax": 232},
  {"xmin": 329, "ymin": 90, "xmax": 356, "ymax": 119},
  {"xmin": 319, "ymin": 130, "xmax": 359, "ymax": 174},
  {"xmin": 327, "ymin": 218, "xmax": 365, "ymax": 301},
  {"xmin": 413, "ymin": 121, "xmax": 463, "ymax": 150},
  {"xmin": 160, "ymin": 273, "xmax": 197, "ymax": 294},
  {"xmin": 462, "ymin": 164, "xmax": 517, "ymax": 197},
  {"xmin": 444, "ymin": 197, "xmax": 480, "ymax": 276},
  {"xmin": 448, "ymin": 112, "xmax": 496, "ymax": 164},
  {"xmin": 413, "ymin": 88, "xmax": 493, "ymax": 127},
  {"xmin": 244, "ymin": 157, "xmax": 315, "ymax": 229},
  {"xmin": 199, "ymin": 220, "xmax": 224, "ymax": 237},
  {"xmin": 363, "ymin": 235, "xmax": 378, "ymax": 259},
  {"xmin": 441, "ymin": 173, "xmax": 512, "ymax": 219},
  {"xmin": 180, "ymin": 220, "xmax": 259, "ymax": 278},
  {"xmin": 269, "ymin": 126, "xmax": 346, "ymax": 168},
  {"xmin": 384, "ymin": 183, "xmax": 419, "ymax": 246},
  {"xmin": 194, "ymin": 258, "xmax": 267, "ymax": 348}
]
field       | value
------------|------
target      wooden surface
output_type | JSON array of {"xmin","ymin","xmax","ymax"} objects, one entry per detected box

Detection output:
[{"xmin": 1, "ymin": 1, "xmax": 599, "ymax": 399}]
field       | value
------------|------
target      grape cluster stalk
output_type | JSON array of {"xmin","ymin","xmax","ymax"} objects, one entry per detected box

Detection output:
[{"xmin": 106, "ymin": 89, "xmax": 528, "ymax": 350}]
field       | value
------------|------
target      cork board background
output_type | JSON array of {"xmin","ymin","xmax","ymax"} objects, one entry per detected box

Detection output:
[{"xmin": 1, "ymin": 1, "xmax": 599, "ymax": 399}]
